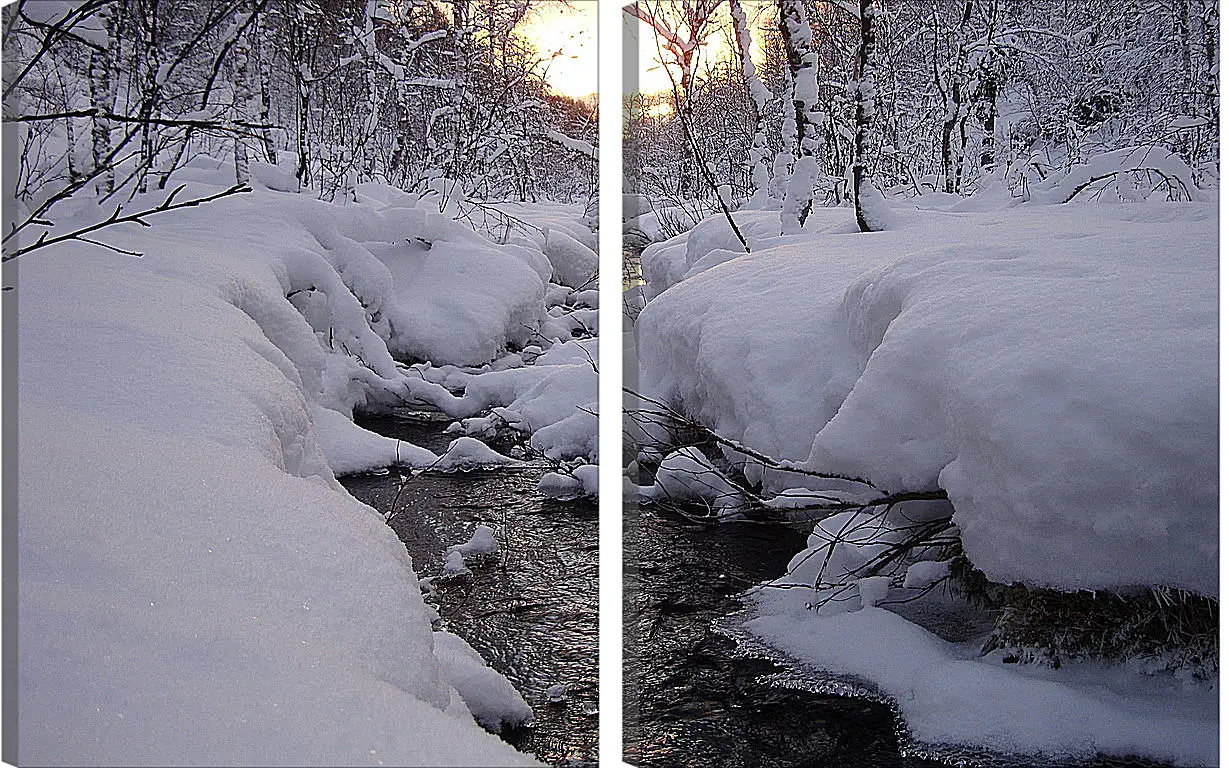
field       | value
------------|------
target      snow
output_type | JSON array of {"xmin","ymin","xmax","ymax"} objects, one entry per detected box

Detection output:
[
  {"xmin": 623, "ymin": 203, "xmax": 704, "ymax": 244},
  {"xmin": 313, "ymin": 404, "xmax": 439, "ymax": 474},
  {"xmin": 541, "ymin": 228, "xmax": 600, "ymax": 289},
  {"xmin": 449, "ymin": 355, "xmax": 598, "ymax": 466},
  {"xmin": 1029, "ymin": 145, "xmax": 1201, "ymax": 204},
  {"xmin": 14, "ymin": 160, "xmax": 570, "ymax": 765},
  {"xmin": 636, "ymin": 201, "xmax": 1216, "ymax": 595},
  {"xmin": 638, "ymin": 208, "xmax": 858, "ymax": 299},
  {"xmin": 490, "ymin": 200, "xmax": 597, "ymax": 252},
  {"xmin": 641, "ymin": 447, "xmax": 745, "ymax": 515},
  {"xmin": 538, "ymin": 464, "xmax": 600, "ymax": 500},
  {"xmin": 903, "ymin": 559, "xmax": 952, "ymax": 590},
  {"xmin": 360, "ymin": 211, "xmax": 552, "ymax": 366},
  {"xmin": 432, "ymin": 631, "xmax": 534, "ymax": 731},
  {"xmin": 448, "ymin": 524, "xmax": 501, "ymax": 558},
  {"xmin": 855, "ymin": 180, "xmax": 898, "ymax": 231},
  {"xmin": 633, "ymin": 198, "xmax": 1217, "ymax": 764},
  {"xmin": 781, "ymin": 156, "xmax": 819, "ymax": 234},
  {"xmin": 437, "ymin": 437, "xmax": 522, "ymax": 470},
  {"xmin": 442, "ymin": 550, "xmax": 471, "ymax": 578},
  {"xmin": 545, "ymin": 129, "xmax": 598, "ymax": 161},
  {"xmin": 744, "ymin": 605, "xmax": 1218, "ymax": 766}
]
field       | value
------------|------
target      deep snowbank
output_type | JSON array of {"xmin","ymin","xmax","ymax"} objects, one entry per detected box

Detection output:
[
  {"xmin": 15, "ymin": 163, "xmax": 570, "ymax": 764},
  {"xmin": 633, "ymin": 200, "xmax": 1217, "ymax": 763},
  {"xmin": 743, "ymin": 606, "xmax": 1218, "ymax": 765},
  {"xmin": 637, "ymin": 202, "xmax": 1217, "ymax": 596},
  {"xmin": 638, "ymin": 207, "xmax": 858, "ymax": 300}
]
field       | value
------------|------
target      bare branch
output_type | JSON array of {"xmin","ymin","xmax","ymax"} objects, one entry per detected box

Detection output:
[{"xmin": 2, "ymin": 184, "xmax": 251, "ymax": 262}]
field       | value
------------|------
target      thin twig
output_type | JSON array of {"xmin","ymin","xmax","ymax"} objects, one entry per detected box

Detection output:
[
  {"xmin": 624, "ymin": 386, "xmax": 880, "ymax": 489},
  {"xmin": 3, "ymin": 183, "xmax": 250, "ymax": 261}
]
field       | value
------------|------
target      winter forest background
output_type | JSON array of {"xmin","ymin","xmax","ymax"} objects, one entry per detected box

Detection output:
[
  {"xmin": 6, "ymin": 0, "xmax": 597, "ymax": 251},
  {"xmin": 624, "ymin": 0, "xmax": 1218, "ymax": 239},
  {"xmin": 623, "ymin": 0, "xmax": 1218, "ymax": 764}
]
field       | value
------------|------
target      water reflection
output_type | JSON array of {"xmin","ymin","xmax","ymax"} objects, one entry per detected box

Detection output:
[
  {"xmin": 342, "ymin": 414, "xmax": 598, "ymax": 767},
  {"xmin": 624, "ymin": 506, "xmax": 945, "ymax": 768}
]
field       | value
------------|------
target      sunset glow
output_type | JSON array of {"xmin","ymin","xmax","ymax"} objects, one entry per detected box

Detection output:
[
  {"xmin": 520, "ymin": 1, "xmax": 598, "ymax": 99},
  {"xmin": 625, "ymin": 0, "xmax": 774, "ymax": 97}
]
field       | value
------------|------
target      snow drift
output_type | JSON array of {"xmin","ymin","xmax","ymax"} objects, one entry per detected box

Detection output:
[
  {"xmin": 637, "ymin": 202, "xmax": 1217, "ymax": 596},
  {"xmin": 633, "ymin": 199, "xmax": 1218, "ymax": 764},
  {"xmin": 14, "ymin": 159, "xmax": 581, "ymax": 765}
]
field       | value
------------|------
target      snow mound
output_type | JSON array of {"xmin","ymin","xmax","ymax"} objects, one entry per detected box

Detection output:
[
  {"xmin": 493, "ymin": 200, "xmax": 596, "ymax": 252},
  {"xmin": 436, "ymin": 437, "xmax": 520, "ymax": 470},
  {"xmin": 443, "ymin": 550, "xmax": 472, "ymax": 578},
  {"xmin": 639, "ymin": 207, "xmax": 857, "ymax": 299},
  {"xmin": 538, "ymin": 464, "xmax": 599, "ymax": 500},
  {"xmin": 452, "ymin": 361, "xmax": 598, "ymax": 466},
  {"xmin": 432, "ymin": 631, "xmax": 533, "ymax": 731},
  {"xmin": 650, "ymin": 447, "xmax": 745, "ymax": 514},
  {"xmin": 542, "ymin": 228, "xmax": 599, "ymax": 289},
  {"xmin": 360, "ymin": 211, "xmax": 551, "ymax": 365},
  {"xmin": 448, "ymin": 524, "xmax": 500, "ymax": 558},
  {"xmin": 745, "ymin": 605, "xmax": 1218, "ymax": 766},
  {"xmin": 637, "ymin": 202, "xmax": 1217, "ymax": 595},
  {"xmin": 16, "ymin": 164, "xmax": 544, "ymax": 765},
  {"xmin": 312, "ymin": 404, "xmax": 438, "ymax": 474}
]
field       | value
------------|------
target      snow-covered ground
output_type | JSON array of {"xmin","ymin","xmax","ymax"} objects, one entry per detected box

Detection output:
[
  {"xmin": 630, "ymin": 197, "xmax": 1217, "ymax": 764},
  {"xmin": 16, "ymin": 156, "xmax": 595, "ymax": 765}
]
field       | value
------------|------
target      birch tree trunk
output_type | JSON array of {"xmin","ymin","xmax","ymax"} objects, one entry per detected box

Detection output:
[
  {"xmin": 256, "ymin": 4, "xmax": 277, "ymax": 164},
  {"xmin": 137, "ymin": 0, "xmax": 162, "ymax": 194},
  {"xmin": 852, "ymin": 0, "xmax": 878, "ymax": 232},
  {"xmin": 89, "ymin": 4, "xmax": 116, "ymax": 197},
  {"xmin": 729, "ymin": 0, "xmax": 772, "ymax": 201},
  {"xmin": 778, "ymin": 0, "xmax": 821, "ymax": 232},
  {"xmin": 941, "ymin": 0, "xmax": 975, "ymax": 194},
  {"xmin": 450, "ymin": 0, "xmax": 470, "ymax": 185},
  {"xmin": 232, "ymin": 34, "xmax": 254, "ymax": 185},
  {"xmin": 1201, "ymin": 0, "xmax": 1218, "ymax": 130}
]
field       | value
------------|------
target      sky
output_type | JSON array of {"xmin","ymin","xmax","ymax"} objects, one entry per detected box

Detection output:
[
  {"xmin": 624, "ymin": 0, "xmax": 775, "ymax": 97},
  {"xmin": 520, "ymin": 1, "xmax": 599, "ymax": 99},
  {"xmin": 517, "ymin": 0, "xmax": 775, "ymax": 102}
]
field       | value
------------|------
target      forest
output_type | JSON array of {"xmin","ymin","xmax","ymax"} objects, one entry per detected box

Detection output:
[
  {"xmin": 7, "ymin": 0, "xmax": 600, "ymax": 765},
  {"xmin": 624, "ymin": 0, "xmax": 1218, "ymax": 765},
  {"xmin": 6, "ymin": 0, "xmax": 596, "ymax": 246},
  {"xmin": 624, "ymin": 0, "xmax": 1217, "ymax": 240}
]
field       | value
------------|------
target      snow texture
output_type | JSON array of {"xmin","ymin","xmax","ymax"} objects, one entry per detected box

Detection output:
[
  {"xmin": 448, "ymin": 524, "xmax": 500, "ymax": 559},
  {"xmin": 634, "ymin": 197, "xmax": 1217, "ymax": 764},
  {"xmin": 637, "ymin": 201, "xmax": 1217, "ymax": 596},
  {"xmin": 639, "ymin": 208, "xmax": 858, "ymax": 299},
  {"xmin": 538, "ymin": 464, "xmax": 599, "ymax": 500},
  {"xmin": 16, "ymin": 161, "xmax": 554, "ymax": 766},
  {"xmin": 438, "ymin": 437, "xmax": 522, "ymax": 470},
  {"xmin": 432, "ymin": 630, "xmax": 534, "ymax": 730},
  {"xmin": 541, "ymin": 228, "xmax": 600, "ymax": 289},
  {"xmin": 450, "ymin": 343, "xmax": 598, "ymax": 466},
  {"xmin": 745, "ymin": 605, "xmax": 1218, "ymax": 766},
  {"xmin": 646, "ymin": 447, "xmax": 745, "ymax": 515}
]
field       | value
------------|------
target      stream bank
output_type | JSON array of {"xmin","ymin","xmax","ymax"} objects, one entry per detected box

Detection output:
[
  {"xmin": 341, "ymin": 412, "xmax": 598, "ymax": 767},
  {"xmin": 623, "ymin": 504, "xmax": 947, "ymax": 768},
  {"xmin": 623, "ymin": 500, "xmax": 1192, "ymax": 768}
]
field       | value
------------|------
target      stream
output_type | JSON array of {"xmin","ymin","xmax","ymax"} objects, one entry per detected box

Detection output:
[
  {"xmin": 624, "ymin": 504, "xmax": 949, "ymax": 768},
  {"xmin": 623, "ymin": 503, "xmax": 1189, "ymax": 768},
  {"xmin": 341, "ymin": 412, "xmax": 598, "ymax": 767},
  {"xmin": 623, "ymin": 245, "xmax": 943, "ymax": 767}
]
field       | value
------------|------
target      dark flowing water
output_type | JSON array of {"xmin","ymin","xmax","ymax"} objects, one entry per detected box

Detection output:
[
  {"xmin": 341, "ymin": 413, "xmax": 598, "ymax": 767},
  {"xmin": 624, "ymin": 505, "xmax": 949, "ymax": 768},
  {"xmin": 623, "ymin": 502, "xmax": 1190, "ymax": 768}
]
